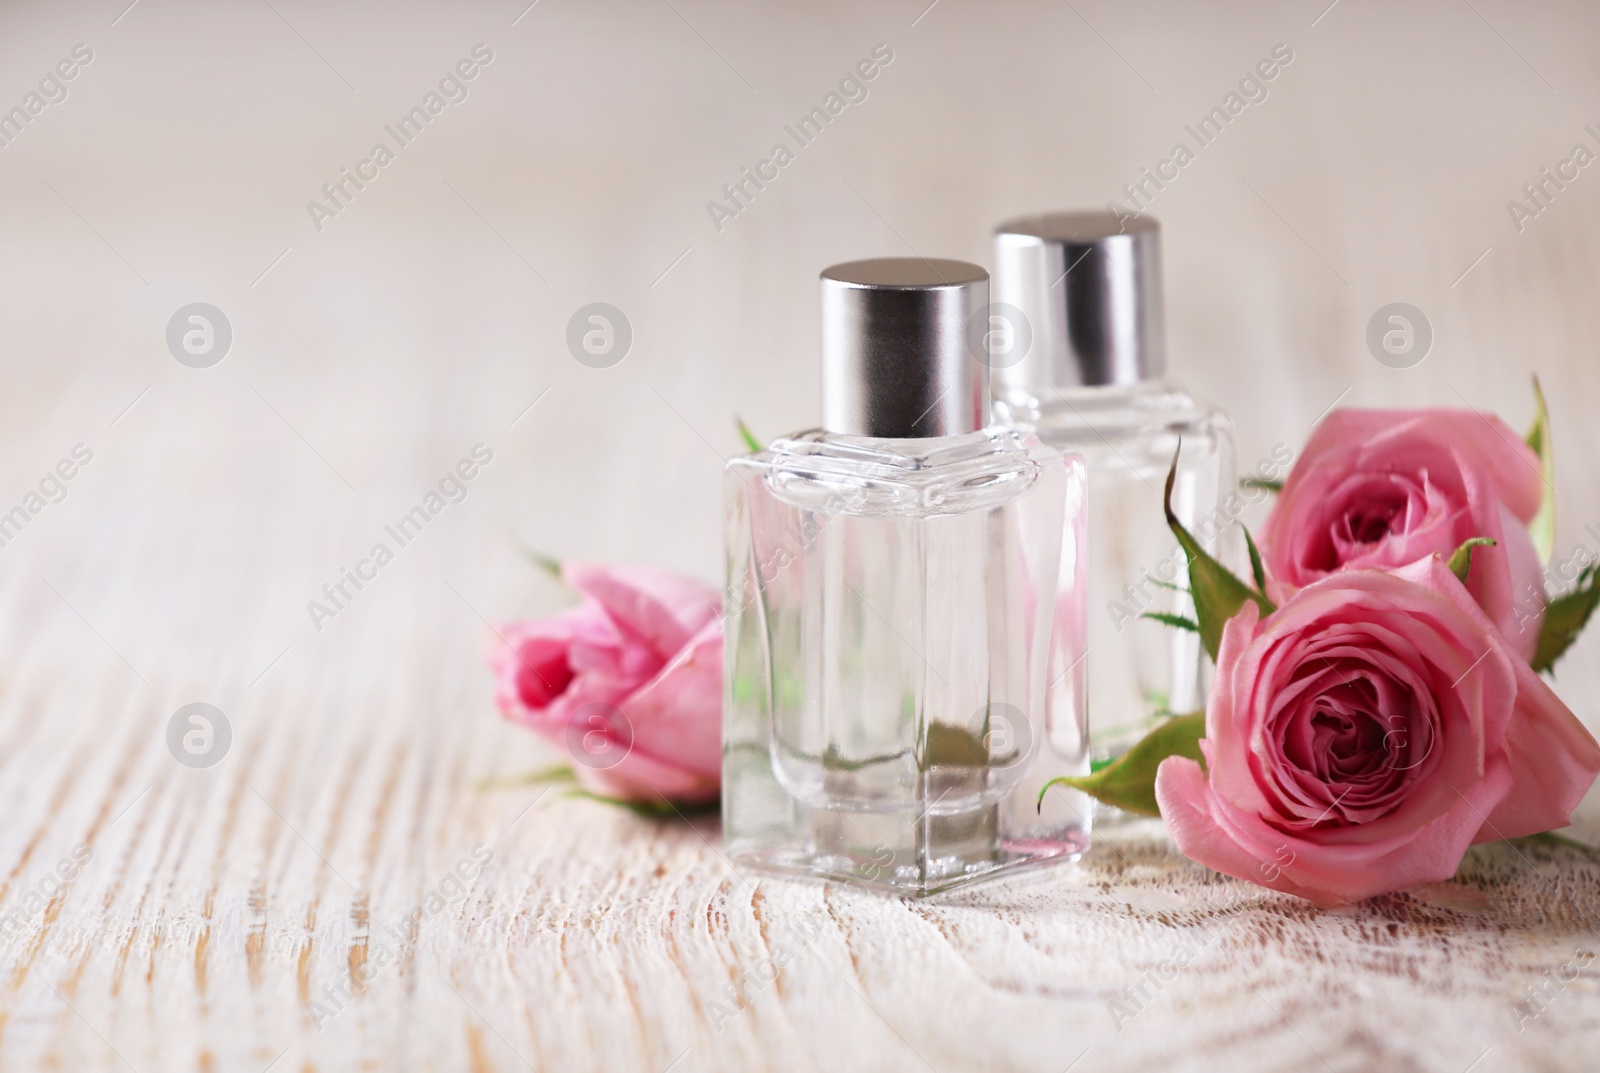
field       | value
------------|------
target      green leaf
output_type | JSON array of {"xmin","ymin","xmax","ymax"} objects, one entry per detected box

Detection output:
[
  {"xmin": 566, "ymin": 788, "xmax": 719, "ymax": 819},
  {"xmin": 1527, "ymin": 376, "xmax": 1555, "ymax": 564},
  {"xmin": 922, "ymin": 722, "xmax": 992, "ymax": 768},
  {"xmin": 1164, "ymin": 448, "xmax": 1273, "ymax": 661},
  {"xmin": 1446, "ymin": 537, "xmax": 1496, "ymax": 584},
  {"xmin": 1038, "ymin": 712, "xmax": 1206, "ymax": 817},
  {"xmin": 475, "ymin": 764, "xmax": 577, "ymax": 792},
  {"xmin": 1243, "ymin": 527, "xmax": 1267, "ymax": 594},
  {"xmin": 519, "ymin": 547, "xmax": 563, "ymax": 579},
  {"xmin": 1141, "ymin": 611, "xmax": 1199, "ymax": 633},
  {"xmin": 1533, "ymin": 564, "xmax": 1600, "ymax": 673},
  {"xmin": 736, "ymin": 416, "xmax": 763, "ymax": 454},
  {"xmin": 1241, "ymin": 477, "xmax": 1283, "ymax": 495}
]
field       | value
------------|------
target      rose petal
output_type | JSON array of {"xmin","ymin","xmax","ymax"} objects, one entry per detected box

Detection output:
[
  {"xmin": 618, "ymin": 617, "xmax": 723, "ymax": 782},
  {"xmin": 1157, "ymin": 752, "xmax": 1514, "ymax": 906},
  {"xmin": 487, "ymin": 601, "xmax": 614, "ymax": 720},
  {"xmin": 1258, "ymin": 409, "xmax": 1547, "ymax": 656},
  {"xmin": 563, "ymin": 562, "xmax": 720, "ymax": 658},
  {"xmin": 570, "ymin": 748, "xmax": 719, "ymax": 804},
  {"xmin": 1474, "ymin": 657, "xmax": 1600, "ymax": 842}
]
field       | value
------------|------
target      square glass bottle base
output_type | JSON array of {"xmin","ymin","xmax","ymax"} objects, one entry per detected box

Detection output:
[
  {"xmin": 728, "ymin": 839, "xmax": 1090, "ymax": 897},
  {"xmin": 723, "ymin": 751, "xmax": 1092, "ymax": 896}
]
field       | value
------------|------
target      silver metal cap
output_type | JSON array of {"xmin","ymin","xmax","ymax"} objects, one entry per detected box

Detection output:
[
  {"xmin": 992, "ymin": 211, "xmax": 1166, "ymax": 391},
  {"xmin": 820, "ymin": 258, "xmax": 988, "ymax": 439}
]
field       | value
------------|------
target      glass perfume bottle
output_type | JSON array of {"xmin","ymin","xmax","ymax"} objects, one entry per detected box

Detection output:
[
  {"xmin": 722, "ymin": 258, "xmax": 1092, "ymax": 895},
  {"xmin": 991, "ymin": 213, "xmax": 1236, "ymax": 776}
]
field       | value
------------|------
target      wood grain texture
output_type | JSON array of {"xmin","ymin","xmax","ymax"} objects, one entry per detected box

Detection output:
[
  {"xmin": 3, "ymin": 0, "xmax": 1600, "ymax": 1069},
  {"xmin": 4, "ymin": 672, "xmax": 1600, "ymax": 1073},
  {"xmin": 1, "ymin": 523, "xmax": 1598, "ymax": 1073}
]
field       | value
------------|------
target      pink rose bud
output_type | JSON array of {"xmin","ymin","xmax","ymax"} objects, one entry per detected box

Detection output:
[
  {"xmin": 1258, "ymin": 409, "xmax": 1547, "ymax": 659},
  {"xmin": 1155, "ymin": 558, "xmax": 1600, "ymax": 907},
  {"xmin": 489, "ymin": 563, "xmax": 722, "ymax": 804}
]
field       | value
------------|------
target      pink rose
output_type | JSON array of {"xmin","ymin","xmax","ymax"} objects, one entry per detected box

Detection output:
[
  {"xmin": 1154, "ymin": 558, "xmax": 1600, "ymax": 907},
  {"xmin": 1259, "ymin": 409, "xmax": 1546, "ymax": 659},
  {"xmin": 489, "ymin": 563, "xmax": 723, "ymax": 804}
]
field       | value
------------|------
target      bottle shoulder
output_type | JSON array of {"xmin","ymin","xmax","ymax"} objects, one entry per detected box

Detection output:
[
  {"xmin": 727, "ymin": 426, "xmax": 1070, "ymax": 517},
  {"xmin": 998, "ymin": 379, "xmax": 1232, "ymax": 446}
]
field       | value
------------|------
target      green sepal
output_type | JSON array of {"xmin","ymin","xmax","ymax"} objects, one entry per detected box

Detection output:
[
  {"xmin": 1533, "ymin": 564, "xmax": 1600, "ymax": 674},
  {"xmin": 1526, "ymin": 377, "xmax": 1555, "ymax": 564},
  {"xmin": 736, "ymin": 416, "xmax": 763, "ymax": 454},
  {"xmin": 1446, "ymin": 538, "xmax": 1496, "ymax": 584},
  {"xmin": 1142, "ymin": 611, "xmax": 1199, "ymax": 633},
  {"xmin": 1165, "ymin": 449, "xmax": 1273, "ymax": 661},
  {"xmin": 1038, "ymin": 712, "xmax": 1206, "ymax": 817},
  {"xmin": 1243, "ymin": 527, "xmax": 1268, "ymax": 594}
]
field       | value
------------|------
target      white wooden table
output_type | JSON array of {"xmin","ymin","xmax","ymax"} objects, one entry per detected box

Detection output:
[{"xmin": 1, "ymin": 0, "xmax": 1599, "ymax": 1069}]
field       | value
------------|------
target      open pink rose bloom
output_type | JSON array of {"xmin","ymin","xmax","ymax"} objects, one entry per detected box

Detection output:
[
  {"xmin": 489, "ymin": 563, "xmax": 723, "ymax": 804},
  {"xmin": 1258, "ymin": 409, "xmax": 1547, "ymax": 659},
  {"xmin": 1155, "ymin": 558, "xmax": 1600, "ymax": 907}
]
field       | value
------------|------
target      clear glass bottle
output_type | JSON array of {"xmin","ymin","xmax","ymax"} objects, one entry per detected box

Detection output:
[
  {"xmin": 991, "ymin": 213, "xmax": 1236, "ymax": 776},
  {"xmin": 723, "ymin": 258, "xmax": 1092, "ymax": 895}
]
